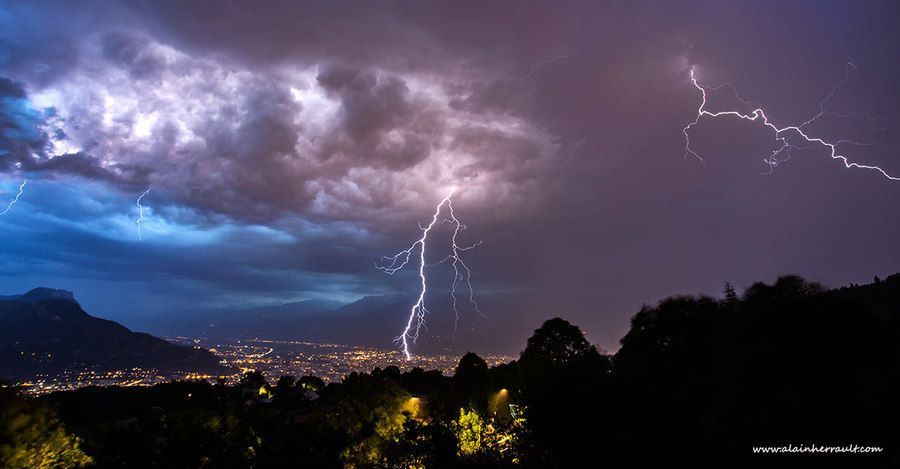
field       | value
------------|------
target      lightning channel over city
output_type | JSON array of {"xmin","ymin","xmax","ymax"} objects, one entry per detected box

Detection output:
[
  {"xmin": 375, "ymin": 187, "xmax": 486, "ymax": 360},
  {"xmin": 0, "ymin": 179, "xmax": 27, "ymax": 216},
  {"xmin": 135, "ymin": 187, "xmax": 151, "ymax": 240},
  {"xmin": 683, "ymin": 61, "xmax": 900, "ymax": 181}
]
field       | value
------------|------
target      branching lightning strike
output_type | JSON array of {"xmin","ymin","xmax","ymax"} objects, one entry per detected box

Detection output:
[
  {"xmin": 683, "ymin": 61, "xmax": 899, "ymax": 181},
  {"xmin": 375, "ymin": 187, "xmax": 486, "ymax": 360},
  {"xmin": 136, "ymin": 187, "xmax": 151, "ymax": 240},
  {"xmin": 0, "ymin": 179, "xmax": 27, "ymax": 216}
]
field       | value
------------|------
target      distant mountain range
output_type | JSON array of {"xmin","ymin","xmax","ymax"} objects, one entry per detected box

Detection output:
[
  {"xmin": 126, "ymin": 297, "xmax": 344, "ymax": 340},
  {"xmin": 126, "ymin": 292, "xmax": 506, "ymax": 354},
  {"xmin": 0, "ymin": 288, "xmax": 232, "ymax": 381},
  {"xmin": 130, "ymin": 294, "xmax": 416, "ymax": 347}
]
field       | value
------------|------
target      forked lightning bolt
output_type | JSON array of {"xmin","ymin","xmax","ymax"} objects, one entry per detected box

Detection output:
[
  {"xmin": 135, "ymin": 187, "xmax": 151, "ymax": 240},
  {"xmin": 0, "ymin": 179, "xmax": 27, "ymax": 216},
  {"xmin": 683, "ymin": 62, "xmax": 899, "ymax": 181},
  {"xmin": 436, "ymin": 207, "xmax": 490, "ymax": 335},
  {"xmin": 375, "ymin": 187, "xmax": 486, "ymax": 360}
]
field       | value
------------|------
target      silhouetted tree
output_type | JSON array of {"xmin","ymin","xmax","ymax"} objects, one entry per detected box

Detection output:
[
  {"xmin": 239, "ymin": 370, "xmax": 267, "ymax": 389},
  {"xmin": 722, "ymin": 282, "xmax": 738, "ymax": 307},
  {"xmin": 609, "ymin": 275, "xmax": 899, "ymax": 467},
  {"xmin": 275, "ymin": 375, "xmax": 295, "ymax": 391},
  {"xmin": 453, "ymin": 352, "xmax": 493, "ymax": 414},
  {"xmin": 742, "ymin": 274, "xmax": 825, "ymax": 303},
  {"xmin": 520, "ymin": 317, "xmax": 598, "ymax": 365},
  {"xmin": 517, "ymin": 318, "xmax": 610, "ymax": 467},
  {"xmin": 400, "ymin": 367, "xmax": 447, "ymax": 397},
  {"xmin": 616, "ymin": 295, "xmax": 723, "ymax": 375}
]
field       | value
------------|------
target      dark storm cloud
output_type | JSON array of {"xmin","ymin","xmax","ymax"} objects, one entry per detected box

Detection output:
[
  {"xmin": 0, "ymin": 185, "xmax": 390, "ymax": 310},
  {"xmin": 28, "ymin": 152, "xmax": 132, "ymax": 181},
  {"xmin": 315, "ymin": 66, "xmax": 431, "ymax": 170},
  {"xmin": 1, "ymin": 0, "xmax": 558, "ymax": 226},
  {"xmin": 136, "ymin": 1, "xmax": 472, "ymax": 69},
  {"xmin": 0, "ymin": 76, "xmax": 44, "ymax": 166},
  {"xmin": 0, "ymin": 77, "xmax": 127, "ymax": 181},
  {"xmin": 0, "ymin": 2, "xmax": 87, "ymax": 88},
  {"xmin": 448, "ymin": 79, "xmax": 535, "ymax": 117},
  {"xmin": 0, "ymin": 77, "xmax": 25, "ymax": 99},
  {"xmin": 99, "ymin": 31, "xmax": 168, "ymax": 82}
]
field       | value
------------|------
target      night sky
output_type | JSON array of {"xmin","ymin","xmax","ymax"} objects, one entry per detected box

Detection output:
[{"xmin": 1, "ymin": 1, "xmax": 898, "ymax": 354}]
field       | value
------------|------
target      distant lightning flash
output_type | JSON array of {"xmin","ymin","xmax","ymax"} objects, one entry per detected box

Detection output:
[
  {"xmin": 375, "ymin": 187, "xmax": 486, "ymax": 360},
  {"xmin": 135, "ymin": 187, "xmax": 151, "ymax": 240},
  {"xmin": 683, "ymin": 61, "xmax": 900, "ymax": 181},
  {"xmin": 0, "ymin": 179, "xmax": 27, "ymax": 216},
  {"xmin": 506, "ymin": 54, "xmax": 568, "ymax": 83}
]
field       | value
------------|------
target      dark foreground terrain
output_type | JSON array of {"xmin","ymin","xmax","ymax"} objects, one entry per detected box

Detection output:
[{"xmin": 2, "ymin": 274, "xmax": 898, "ymax": 468}]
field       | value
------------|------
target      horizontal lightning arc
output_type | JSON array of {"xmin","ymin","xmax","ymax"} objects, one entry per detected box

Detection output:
[{"xmin": 683, "ymin": 63, "xmax": 899, "ymax": 181}]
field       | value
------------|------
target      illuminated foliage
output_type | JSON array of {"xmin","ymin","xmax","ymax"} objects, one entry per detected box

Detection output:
[
  {"xmin": 312, "ymin": 373, "xmax": 413, "ymax": 467},
  {"xmin": 0, "ymin": 387, "xmax": 93, "ymax": 468},
  {"xmin": 451, "ymin": 408, "xmax": 484, "ymax": 456},
  {"xmin": 297, "ymin": 375, "xmax": 325, "ymax": 391},
  {"xmin": 490, "ymin": 408, "xmax": 536, "ymax": 465},
  {"xmin": 198, "ymin": 412, "xmax": 261, "ymax": 468}
]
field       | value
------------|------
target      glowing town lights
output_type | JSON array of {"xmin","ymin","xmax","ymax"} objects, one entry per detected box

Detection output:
[
  {"xmin": 0, "ymin": 179, "xmax": 27, "ymax": 216},
  {"xmin": 683, "ymin": 62, "xmax": 899, "ymax": 181},
  {"xmin": 376, "ymin": 188, "xmax": 485, "ymax": 360},
  {"xmin": 135, "ymin": 187, "xmax": 151, "ymax": 240}
]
